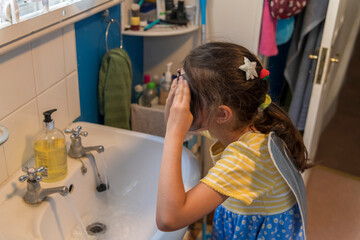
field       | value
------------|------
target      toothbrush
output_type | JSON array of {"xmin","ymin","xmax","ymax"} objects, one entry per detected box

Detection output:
[{"xmin": 144, "ymin": 18, "xmax": 160, "ymax": 31}]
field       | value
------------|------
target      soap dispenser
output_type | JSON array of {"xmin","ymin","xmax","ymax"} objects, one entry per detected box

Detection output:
[{"xmin": 34, "ymin": 109, "xmax": 67, "ymax": 182}]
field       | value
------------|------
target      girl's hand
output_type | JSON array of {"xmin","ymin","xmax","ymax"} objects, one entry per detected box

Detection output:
[
  {"xmin": 165, "ymin": 78, "xmax": 193, "ymax": 139},
  {"xmin": 164, "ymin": 78, "xmax": 178, "ymax": 127}
]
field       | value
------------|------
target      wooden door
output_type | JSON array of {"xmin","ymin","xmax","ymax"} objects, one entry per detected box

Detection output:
[{"xmin": 303, "ymin": 0, "xmax": 360, "ymax": 161}]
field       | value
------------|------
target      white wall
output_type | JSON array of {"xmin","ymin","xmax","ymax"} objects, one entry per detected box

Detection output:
[
  {"xmin": 143, "ymin": 32, "xmax": 200, "ymax": 77},
  {"xmin": 0, "ymin": 25, "xmax": 80, "ymax": 185},
  {"xmin": 206, "ymin": 0, "xmax": 263, "ymax": 55}
]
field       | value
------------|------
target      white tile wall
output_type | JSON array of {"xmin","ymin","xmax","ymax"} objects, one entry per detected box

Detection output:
[
  {"xmin": 1, "ymin": 100, "xmax": 40, "ymax": 174},
  {"xmin": 66, "ymin": 71, "xmax": 81, "ymax": 122},
  {"xmin": 0, "ymin": 43, "xmax": 36, "ymax": 120},
  {"xmin": 63, "ymin": 25, "xmax": 77, "ymax": 75},
  {"xmin": 32, "ymin": 29, "xmax": 66, "ymax": 94},
  {"xmin": 36, "ymin": 80, "xmax": 70, "ymax": 131},
  {"xmin": 0, "ymin": 24, "xmax": 80, "ymax": 185}
]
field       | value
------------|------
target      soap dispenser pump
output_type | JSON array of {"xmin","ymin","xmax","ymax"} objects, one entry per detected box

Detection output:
[{"xmin": 34, "ymin": 109, "xmax": 67, "ymax": 182}]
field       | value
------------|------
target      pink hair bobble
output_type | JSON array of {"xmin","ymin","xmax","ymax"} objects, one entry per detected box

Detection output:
[{"xmin": 260, "ymin": 68, "xmax": 270, "ymax": 80}]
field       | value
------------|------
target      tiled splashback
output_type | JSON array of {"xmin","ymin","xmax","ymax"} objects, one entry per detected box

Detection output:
[{"xmin": 0, "ymin": 24, "xmax": 81, "ymax": 185}]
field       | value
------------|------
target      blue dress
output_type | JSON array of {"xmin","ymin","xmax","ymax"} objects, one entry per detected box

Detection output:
[{"xmin": 212, "ymin": 203, "xmax": 305, "ymax": 240}]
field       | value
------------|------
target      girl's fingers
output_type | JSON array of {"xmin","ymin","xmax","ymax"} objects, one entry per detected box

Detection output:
[
  {"xmin": 173, "ymin": 78, "xmax": 184, "ymax": 103},
  {"xmin": 166, "ymin": 79, "xmax": 178, "ymax": 105},
  {"xmin": 171, "ymin": 77, "xmax": 178, "ymax": 88},
  {"xmin": 182, "ymin": 80, "xmax": 191, "ymax": 105},
  {"xmin": 164, "ymin": 79, "xmax": 178, "ymax": 126}
]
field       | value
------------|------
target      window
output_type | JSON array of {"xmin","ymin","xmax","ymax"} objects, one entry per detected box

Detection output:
[{"xmin": 0, "ymin": 0, "xmax": 123, "ymax": 50}]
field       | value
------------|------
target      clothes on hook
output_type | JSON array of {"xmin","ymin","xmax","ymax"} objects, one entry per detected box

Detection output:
[
  {"xmin": 276, "ymin": 17, "xmax": 295, "ymax": 45},
  {"xmin": 259, "ymin": 0, "xmax": 307, "ymax": 57},
  {"xmin": 284, "ymin": 0, "xmax": 329, "ymax": 130}
]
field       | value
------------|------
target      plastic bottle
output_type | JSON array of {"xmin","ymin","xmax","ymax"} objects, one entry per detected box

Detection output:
[
  {"xmin": 152, "ymin": 74, "xmax": 160, "ymax": 86},
  {"xmin": 140, "ymin": 82, "xmax": 156, "ymax": 107},
  {"xmin": 152, "ymin": 74, "xmax": 160, "ymax": 96},
  {"xmin": 159, "ymin": 62, "xmax": 172, "ymax": 105},
  {"xmin": 142, "ymin": 74, "xmax": 151, "ymax": 96},
  {"xmin": 34, "ymin": 109, "xmax": 67, "ymax": 182},
  {"xmin": 143, "ymin": 74, "xmax": 151, "ymax": 87},
  {"xmin": 134, "ymin": 84, "xmax": 143, "ymax": 104}
]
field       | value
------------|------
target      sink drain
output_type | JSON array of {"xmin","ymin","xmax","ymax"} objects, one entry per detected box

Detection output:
[{"xmin": 86, "ymin": 222, "xmax": 107, "ymax": 236}]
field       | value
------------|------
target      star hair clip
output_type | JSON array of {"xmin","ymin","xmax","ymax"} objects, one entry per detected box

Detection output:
[{"xmin": 239, "ymin": 57, "xmax": 258, "ymax": 80}]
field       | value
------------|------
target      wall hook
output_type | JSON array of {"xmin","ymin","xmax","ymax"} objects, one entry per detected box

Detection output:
[{"xmin": 102, "ymin": 9, "xmax": 110, "ymax": 22}]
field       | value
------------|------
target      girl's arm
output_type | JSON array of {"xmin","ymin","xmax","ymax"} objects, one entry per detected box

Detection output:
[{"xmin": 156, "ymin": 78, "xmax": 228, "ymax": 232}]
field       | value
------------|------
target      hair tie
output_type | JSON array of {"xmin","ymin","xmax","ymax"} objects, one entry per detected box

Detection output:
[
  {"xmin": 259, "ymin": 94, "xmax": 272, "ymax": 110},
  {"xmin": 260, "ymin": 68, "xmax": 270, "ymax": 80}
]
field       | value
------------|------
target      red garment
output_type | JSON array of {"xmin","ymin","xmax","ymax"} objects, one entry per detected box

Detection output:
[{"xmin": 259, "ymin": 0, "xmax": 278, "ymax": 57}]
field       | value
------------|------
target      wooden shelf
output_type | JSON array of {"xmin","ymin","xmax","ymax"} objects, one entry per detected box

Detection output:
[{"xmin": 122, "ymin": 25, "xmax": 199, "ymax": 37}]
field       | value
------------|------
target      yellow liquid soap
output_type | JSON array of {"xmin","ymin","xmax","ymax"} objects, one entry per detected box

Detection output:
[{"xmin": 34, "ymin": 138, "xmax": 67, "ymax": 182}]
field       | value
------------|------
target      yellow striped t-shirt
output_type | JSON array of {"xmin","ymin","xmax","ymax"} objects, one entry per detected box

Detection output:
[{"xmin": 200, "ymin": 131, "xmax": 296, "ymax": 215}]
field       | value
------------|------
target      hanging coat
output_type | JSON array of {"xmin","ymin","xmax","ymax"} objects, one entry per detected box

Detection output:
[{"xmin": 284, "ymin": 0, "xmax": 329, "ymax": 130}]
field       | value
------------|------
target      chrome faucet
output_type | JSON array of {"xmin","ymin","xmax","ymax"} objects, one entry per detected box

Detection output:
[
  {"xmin": 65, "ymin": 126, "xmax": 104, "ymax": 158},
  {"xmin": 65, "ymin": 126, "xmax": 108, "ymax": 192},
  {"xmin": 18, "ymin": 166, "xmax": 72, "ymax": 204}
]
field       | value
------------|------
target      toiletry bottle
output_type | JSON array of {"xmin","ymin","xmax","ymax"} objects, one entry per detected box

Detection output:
[
  {"xmin": 159, "ymin": 62, "xmax": 172, "ymax": 105},
  {"xmin": 143, "ymin": 74, "xmax": 151, "ymax": 90},
  {"xmin": 34, "ymin": 109, "xmax": 67, "ymax": 182},
  {"xmin": 152, "ymin": 74, "xmax": 160, "ymax": 96},
  {"xmin": 165, "ymin": 0, "xmax": 174, "ymax": 21},
  {"xmin": 140, "ymin": 82, "xmax": 156, "ymax": 107},
  {"xmin": 131, "ymin": 3, "xmax": 141, "ymax": 30},
  {"xmin": 134, "ymin": 84, "xmax": 144, "ymax": 104}
]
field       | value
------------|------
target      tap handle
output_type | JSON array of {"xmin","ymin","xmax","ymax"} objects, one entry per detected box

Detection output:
[
  {"xmin": 65, "ymin": 126, "xmax": 88, "ymax": 138},
  {"xmin": 19, "ymin": 166, "xmax": 44, "ymax": 182},
  {"xmin": 18, "ymin": 175, "xmax": 29, "ymax": 182}
]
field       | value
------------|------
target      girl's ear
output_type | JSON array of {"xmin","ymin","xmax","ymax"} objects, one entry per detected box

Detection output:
[{"xmin": 215, "ymin": 105, "xmax": 233, "ymax": 124}]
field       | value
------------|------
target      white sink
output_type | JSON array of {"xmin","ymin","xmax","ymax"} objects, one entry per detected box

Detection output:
[{"xmin": 0, "ymin": 122, "xmax": 200, "ymax": 240}]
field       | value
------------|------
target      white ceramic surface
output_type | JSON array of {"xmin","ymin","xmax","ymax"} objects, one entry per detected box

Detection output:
[{"xmin": 0, "ymin": 122, "xmax": 200, "ymax": 240}]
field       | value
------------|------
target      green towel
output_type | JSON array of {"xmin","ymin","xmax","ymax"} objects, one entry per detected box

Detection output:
[{"xmin": 98, "ymin": 48, "xmax": 132, "ymax": 129}]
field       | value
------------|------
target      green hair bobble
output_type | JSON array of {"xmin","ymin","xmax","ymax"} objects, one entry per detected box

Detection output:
[{"xmin": 259, "ymin": 94, "xmax": 272, "ymax": 110}]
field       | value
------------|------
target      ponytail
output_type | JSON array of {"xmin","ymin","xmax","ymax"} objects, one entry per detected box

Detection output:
[{"xmin": 253, "ymin": 103, "xmax": 312, "ymax": 172}]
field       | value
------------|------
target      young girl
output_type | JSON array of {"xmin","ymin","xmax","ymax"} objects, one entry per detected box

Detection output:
[{"xmin": 156, "ymin": 42, "xmax": 311, "ymax": 240}]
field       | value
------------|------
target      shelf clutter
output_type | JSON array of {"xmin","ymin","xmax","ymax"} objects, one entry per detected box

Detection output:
[
  {"xmin": 123, "ymin": 0, "xmax": 199, "ymax": 37},
  {"xmin": 131, "ymin": 102, "xmax": 166, "ymax": 137},
  {"xmin": 123, "ymin": 24, "xmax": 199, "ymax": 37}
]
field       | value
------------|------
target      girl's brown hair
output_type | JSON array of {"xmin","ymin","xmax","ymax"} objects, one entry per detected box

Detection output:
[{"xmin": 183, "ymin": 42, "xmax": 311, "ymax": 172}]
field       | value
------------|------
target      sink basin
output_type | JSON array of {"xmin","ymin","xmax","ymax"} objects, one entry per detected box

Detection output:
[{"xmin": 0, "ymin": 122, "xmax": 200, "ymax": 239}]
